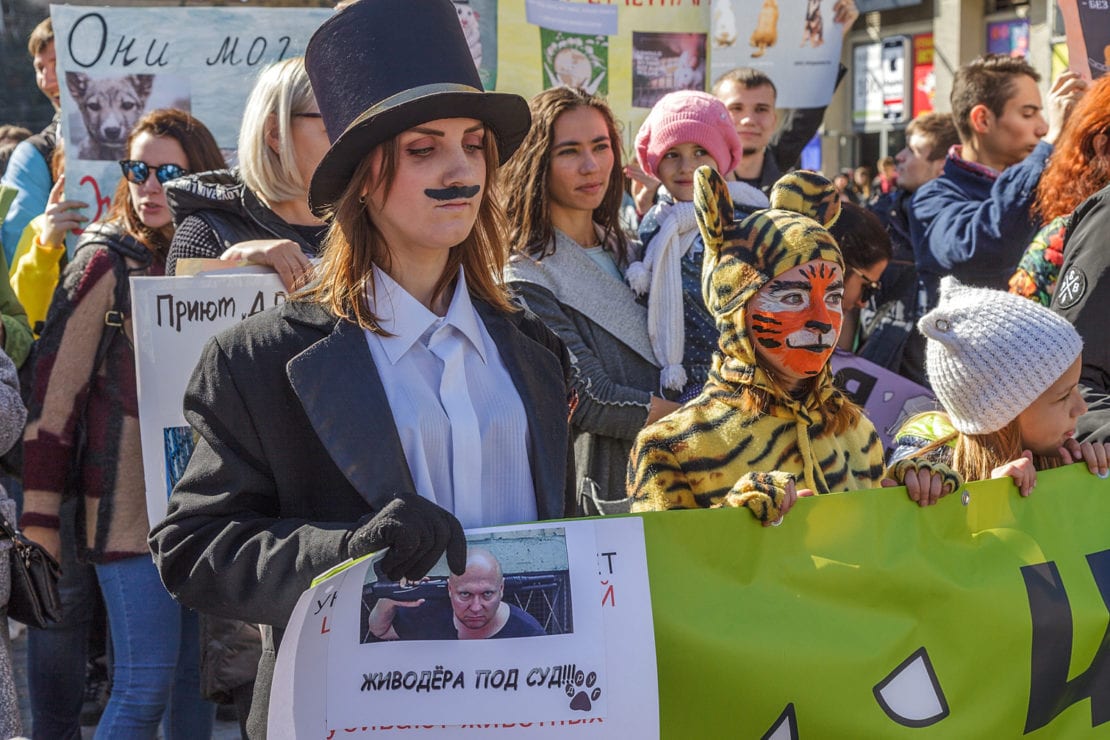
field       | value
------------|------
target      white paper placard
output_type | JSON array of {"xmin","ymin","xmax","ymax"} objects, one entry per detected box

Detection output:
[{"xmin": 270, "ymin": 517, "xmax": 658, "ymax": 738}]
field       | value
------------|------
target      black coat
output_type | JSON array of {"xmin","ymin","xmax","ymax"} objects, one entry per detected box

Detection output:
[
  {"xmin": 164, "ymin": 168, "xmax": 324, "ymax": 276},
  {"xmin": 149, "ymin": 297, "xmax": 574, "ymax": 737},
  {"xmin": 1052, "ymin": 183, "xmax": 1110, "ymax": 443}
]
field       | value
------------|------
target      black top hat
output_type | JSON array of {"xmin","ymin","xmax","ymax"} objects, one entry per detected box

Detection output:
[{"xmin": 305, "ymin": 0, "xmax": 530, "ymax": 216}]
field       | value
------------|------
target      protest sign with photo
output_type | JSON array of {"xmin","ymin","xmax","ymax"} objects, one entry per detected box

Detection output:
[
  {"xmin": 130, "ymin": 269, "xmax": 286, "ymax": 527},
  {"xmin": 709, "ymin": 0, "xmax": 846, "ymax": 110},
  {"xmin": 1057, "ymin": 0, "xmax": 1110, "ymax": 80},
  {"xmin": 270, "ymin": 518, "xmax": 657, "ymax": 737},
  {"xmin": 503, "ymin": 1, "xmax": 707, "ymax": 154},
  {"xmin": 50, "ymin": 3, "xmax": 332, "ymax": 253},
  {"xmin": 270, "ymin": 466, "xmax": 1110, "ymax": 737}
]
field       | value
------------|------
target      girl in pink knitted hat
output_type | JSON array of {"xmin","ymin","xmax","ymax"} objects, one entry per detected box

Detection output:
[{"xmin": 628, "ymin": 90, "xmax": 768, "ymax": 400}]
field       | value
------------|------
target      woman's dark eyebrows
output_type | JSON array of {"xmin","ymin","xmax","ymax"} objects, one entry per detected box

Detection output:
[
  {"xmin": 553, "ymin": 135, "xmax": 608, "ymax": 148},
  {"xmin": 767, "ymin": 279, "xmax": 811, "ymax": 292}
]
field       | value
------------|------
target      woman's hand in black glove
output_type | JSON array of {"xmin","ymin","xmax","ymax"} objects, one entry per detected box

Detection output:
[{"xmin": 347, "ymin": 495, "xmax": 467, "ymax": 581}]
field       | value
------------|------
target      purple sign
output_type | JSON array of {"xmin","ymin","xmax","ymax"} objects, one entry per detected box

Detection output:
[{"xmin": 829, "ymin": 350, "xmax": 937, "ymax": 453}]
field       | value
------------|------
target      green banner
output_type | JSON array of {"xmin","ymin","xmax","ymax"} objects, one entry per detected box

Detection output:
[{"xmin": 643, "ymin": 463, "xmax": 1110, "ymax": 737}]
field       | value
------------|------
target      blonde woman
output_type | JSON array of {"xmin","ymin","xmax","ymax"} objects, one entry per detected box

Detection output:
[{"xmin": 165, "ymin": 56, "xmax": 330, "ymax": 289}]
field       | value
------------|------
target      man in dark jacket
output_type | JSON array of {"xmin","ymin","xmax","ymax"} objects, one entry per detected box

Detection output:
[
  {"xmin": 908, "ymin": 54, "xmax": 1085, "ymax": 313},
  {"xmin": 712, "ymin": 0, "xmax": 858, "ymax": 194},
  {"xmin": 861, "ymin": 112, "xmax": 958, "ymax": 386}
]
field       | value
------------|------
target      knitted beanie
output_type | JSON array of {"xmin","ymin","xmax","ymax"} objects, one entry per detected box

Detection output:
[
  {"xmin": 920, "ymin": 277, "xmax": 1083, "ymax": 435},
  {"xmin": 635, "ymin": 91, "xmax": 743, "ymax": 179}
]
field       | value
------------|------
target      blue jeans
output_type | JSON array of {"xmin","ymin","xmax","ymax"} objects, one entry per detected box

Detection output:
[
  {"xmin": 28, "ymin": 497, "xmax": 97, "ymax": 740},
  {"xmin": 93, "ymin": 555, "xmax": 214, "ymax": 740}
]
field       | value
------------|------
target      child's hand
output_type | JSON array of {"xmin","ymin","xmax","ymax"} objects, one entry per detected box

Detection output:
[
  {"xmin": 721, "ymin": 471, "xmax": 810, "ymax": 525},
  {"xmin": 761, "ymin": 484, "xmax": 816, "ymax": 527},
  {"xmin": 992, "ymin": 450, "xmax": 1036, "ymax": 497},
  {"xmin": 1059, "ymin": 437, "xmax": 1110, "ymax": 478},
  {"xmin": 882, "ymin": 459, "xmax": 963, "ymax": 506},
  {"xmin": 624, "ymin": 162, "xmax": 660, "ymax": 216}
]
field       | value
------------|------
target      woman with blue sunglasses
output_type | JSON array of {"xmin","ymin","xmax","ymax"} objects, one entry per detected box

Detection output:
[{"xmin": 21, "ymin": 107, "xmax": 227, "ymax": 739}]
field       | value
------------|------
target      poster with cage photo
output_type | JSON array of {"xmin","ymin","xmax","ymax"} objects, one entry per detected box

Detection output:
[
  {"xmin": 270, "ymin": 517, "xmax": 659, "ymax": 736},
  {"xmin": 360, "ymin": 528, "xmax": 573, "ymax": 644}
]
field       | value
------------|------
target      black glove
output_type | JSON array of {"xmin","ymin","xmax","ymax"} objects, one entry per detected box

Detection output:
[{"xmin": 347, "ymin": 495, "xmax": 467, "ymax": 581}]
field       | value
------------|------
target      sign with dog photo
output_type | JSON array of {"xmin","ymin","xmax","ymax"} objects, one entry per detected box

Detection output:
[{"xmin": 50, "ymin": 3, "xmax": 332, "ymax": 254}]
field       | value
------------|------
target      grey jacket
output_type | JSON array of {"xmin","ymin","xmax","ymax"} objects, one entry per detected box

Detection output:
[{"xmin": 506, "ymin": 230, "xmax": 662, "ymax": 514}]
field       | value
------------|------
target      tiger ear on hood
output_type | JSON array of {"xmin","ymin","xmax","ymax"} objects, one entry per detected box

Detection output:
[
  {"xmin": 694, "ymin": 165, "xmax": 736, "ymax": 263},
  {"xmin": 768, "ymin": 170, "xmax": 841, "ymax": 229}
]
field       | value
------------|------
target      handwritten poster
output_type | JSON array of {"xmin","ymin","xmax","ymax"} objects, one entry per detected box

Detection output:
[
  {"xmin": 130, "ymin": 269, "xmax": 286, "ymax": 527},
  {"xmin": 50, "ymin": 4, "xmax": 332, "ymax": 253},
  {"xmin": 269, "ymin": 518, "xmax": 657, "ymax": 738}
]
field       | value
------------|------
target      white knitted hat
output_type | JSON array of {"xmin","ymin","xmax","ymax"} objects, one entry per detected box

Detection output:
[{"xmin": 920, "ymin": 277, "xmax": 1083, "ymax": 434}]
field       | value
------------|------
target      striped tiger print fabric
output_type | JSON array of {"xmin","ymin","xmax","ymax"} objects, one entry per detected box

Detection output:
[{"xmin": 628, "ymin": 168, "xmax": 885, "ymax": 520}]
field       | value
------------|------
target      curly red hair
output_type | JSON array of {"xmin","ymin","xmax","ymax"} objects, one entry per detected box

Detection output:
[{"xmin": 1033, "ymin": 76, "xmax": 1110, "ymax": 223}]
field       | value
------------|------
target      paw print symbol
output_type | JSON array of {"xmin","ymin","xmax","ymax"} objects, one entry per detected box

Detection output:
[{"xmin": 565, "ymin": 670, "xmax": 601, "ymax": 711}]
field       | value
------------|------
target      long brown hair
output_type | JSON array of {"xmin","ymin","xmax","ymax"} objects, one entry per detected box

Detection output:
[
  {"xmin": 1033, "ymin": 76, "xmax": 1110, "ymax": 223},
  {"xmin": 913, "ymin": 414, "xmax": 1056, "ymax": 482},
  {"xmin": 502, "ymin": 87, "xmax": 628, "ymax": 265},
  {"xmin": 109, "ymin": 109, "xmax": 225, "ymax": 259},
  {"xmin": 302, "ymin": 130, "xmax": 515, "ymax": 332}
]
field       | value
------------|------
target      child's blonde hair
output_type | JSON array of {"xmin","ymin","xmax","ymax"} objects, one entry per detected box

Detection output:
[{"xmin": 905, "ymin": 412, "xmax": 1057, "ymax": 482}]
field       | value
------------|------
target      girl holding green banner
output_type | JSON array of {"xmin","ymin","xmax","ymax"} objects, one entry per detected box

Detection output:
[
  {"xmin": 891, "ymin": 278, "xmax": 1110, "ymax": 498},
  {"xmin": 627, "ymin": 169, "xmax": 956, "ymax": 522}
]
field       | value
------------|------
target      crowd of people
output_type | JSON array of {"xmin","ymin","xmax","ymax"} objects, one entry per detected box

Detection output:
[{"xmin": 0, "ymin": 0, "xmax": 1108, "ymax": 737}]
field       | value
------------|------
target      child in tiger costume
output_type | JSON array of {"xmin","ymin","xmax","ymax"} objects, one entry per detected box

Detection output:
[{"xmin": 627, "ymin": 168, "xmax": 955, "ymax": 522}]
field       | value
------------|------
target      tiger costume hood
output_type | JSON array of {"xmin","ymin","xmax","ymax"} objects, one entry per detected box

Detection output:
[
  {"xmin": 627, "ymin": 168, "xmax": 884, "ymax": 518},
  {"xmin": 696, "ymin": 167, "xmax": 846, "ymax": 411}
]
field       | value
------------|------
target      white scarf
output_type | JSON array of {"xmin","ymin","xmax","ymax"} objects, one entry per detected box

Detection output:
[{"xmin": 626, "ymin": 181, "xmax": 769, "ymax": 391}]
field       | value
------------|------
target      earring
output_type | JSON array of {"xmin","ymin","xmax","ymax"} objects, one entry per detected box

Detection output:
[{"xmin": 358, "ymin": 194, "xmax": 366, "ymax": 205}]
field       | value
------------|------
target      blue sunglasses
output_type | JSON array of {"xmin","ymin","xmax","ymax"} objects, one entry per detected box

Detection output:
[{"xmin": 118, "ymin": 160, "xmax": 189, "ymax": 185}]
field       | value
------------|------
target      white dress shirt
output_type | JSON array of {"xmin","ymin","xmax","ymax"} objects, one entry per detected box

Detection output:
[{"xmin": 363, "ymin": 266, "xmax": 537, "ymax": 528}]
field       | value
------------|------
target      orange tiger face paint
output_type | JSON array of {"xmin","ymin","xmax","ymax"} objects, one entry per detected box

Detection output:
[{"xmin": 746, "ymin": 260, "xmax": 844, "ymax": 387}]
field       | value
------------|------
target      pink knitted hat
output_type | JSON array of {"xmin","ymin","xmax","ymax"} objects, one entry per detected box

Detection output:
[{"xmin": 635, "ymin": 90, "xmax": 743, "ymax": 179}]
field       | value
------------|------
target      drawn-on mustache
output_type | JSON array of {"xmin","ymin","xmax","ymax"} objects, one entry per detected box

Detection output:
[{"xmin": 425, "ymin": 185, "xmax": 480, "ymax": 201}]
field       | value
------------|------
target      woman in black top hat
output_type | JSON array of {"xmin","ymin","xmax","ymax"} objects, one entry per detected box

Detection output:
[{"xmin": 149, "ymin": 1, "xmax": 574, "ymax": 734}]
